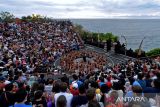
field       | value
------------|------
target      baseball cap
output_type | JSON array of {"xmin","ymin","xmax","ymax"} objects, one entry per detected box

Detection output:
[{"xmin": 72, "ymin": 83, "xmax": 78, "ymax": 89}]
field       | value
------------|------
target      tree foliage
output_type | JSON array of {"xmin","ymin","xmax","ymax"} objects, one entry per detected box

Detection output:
[
  {"xmin": 21, "ymin": 14, "xmax": 47, "ymax": 22},
  {"xmin": 0, "ymin": 11, "xmax": 15, "ymax": 22},
  {"xmin": 146, "ymin": 48, "xmax": 160, "ymax": 57},
  {"xmin": 73, "ymin": 24, "xmax": 119, "ymax": 42}
]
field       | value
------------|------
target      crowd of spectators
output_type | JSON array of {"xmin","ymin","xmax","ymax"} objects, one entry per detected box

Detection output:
[
  {"xmin": 154, "ymin": 56, "xmax": 160, "ymax": 66},
  {"xmin": 0, "ymin": 20, "xmax": 160, "ymax": 107},
  {"xmin": 60, "ymin": 50, "xmax": 107, "ymax": 73},
  {"xmin": 0, "ymin": 20, "xmax": 83, "ymax": 74},
  {"xmin": 0, "ymin": 58, "xmax": 160, "ymax": 107}
]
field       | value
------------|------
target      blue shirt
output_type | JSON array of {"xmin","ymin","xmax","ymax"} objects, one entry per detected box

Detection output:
[
  {"xmin": 9, "ymin": 104, "xmax": 32, "ymax": 107},
  {"xmin": 99, "ymin": 82, "xmax": 105, "ymax": 87},
  {"xmin": 133, "ymin": 81, "xmax": 141, "ymax": 87},
  {"xmin": 138, "ymin": 80, "xmax": 146, "ymax": 89}
]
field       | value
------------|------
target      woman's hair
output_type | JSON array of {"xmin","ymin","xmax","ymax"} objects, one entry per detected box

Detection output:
[
  {"xmin": 52, "ymin": 81, "xmax": 60, "ymax": 93},
  {"xmin": 132, "ymin": 85, "xmax": 143, "ymax": 96},
  {"xmin": 34, "ymin": 90, "xmax": 43, "ymax": 100},
  {"xmin": 5, "ymin": 83, "xmax": 13, "ymax": 91},
  {"xmin": 153, "ymin": 79, "xmax": 160, "ymax": 89},
  {"xmin": 79, "ymin": 84, "xmax": 86, "ymax": 94},
  {"xmin": 15, "ymin": 89, "xmax": 27, "ymax": 103},
  {"xmin": 60, "ymin": 82, "xmax": 68, "ymax": 92},
  {"xmin": 112, "ymin": 81, "xmax": 123, "ymax": 90},
  {"xmin": 100, "ymin": 84, "xmax": 108, "ymax": 93},
  {"xmin": 138, "ymin": 73, "xmax": 144, "ymax": 80},
  {"xmin": 38, "ymin": 83, "xmax": 45, "ymax": 92},
  {"xmin": 90, "ymin": 81, "xmax": 99, "ymax": 88},
  {"xmin": 86, "ymin": 88, "xmax": 96, "ymax": 101},
  {"xmin": 56, "ymin": 95, "xmax": 67, "ymax": 107},
  {"xmin": 31, "ymin": 82, "xmax": 39, "ymax": 92}
]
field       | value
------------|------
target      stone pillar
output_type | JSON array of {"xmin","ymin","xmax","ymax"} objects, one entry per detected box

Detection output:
[
  {"xmin": 104, "ymin": 43, "xmax": 107, "ymax": 52},
  {"xmin": 112, "ymin": 42, "xmax": 117, "ymax": 53}
]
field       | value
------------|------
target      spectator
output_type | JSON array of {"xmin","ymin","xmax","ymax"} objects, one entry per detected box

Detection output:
[
  {"xmin": 105, "ymin": 90, "xmax": 123, "ymax": 107},
  {"xmin": 30, "ymin": 82, "xmax": 39, "ymax": 102},
  {"xmin": 1, "ymin": 17, "xmax": 160, "ymax": 107},
  {"xmin": 32, "ymin": 90, "xmax": 47, "ymax": 107},
  {"xmin": 143, "ymin": 79, "xmax": 160, "ymax": 99},
  {"xmin": 70, "ymin": 82, "xmax": 79, "ymax": 96},
  {"xmin": 80, "ymin": 88, "xmax": 102, "ymax": 107},
  {"xmin": 54, "ymin": 82, "xmax": 73, "ymax": 107},
  {"xmin": 137, "ymin": 73, "xmax": 146, "ymax": 89},
  {"xmin": 71, "ymin": 84, "xmax": 88, "ymax": 107},
  {"xmin": 109, "ymin": 81, "xmax": 123, "ymax": 98},
  {"xmin": 128, "ymin": 85, "xmax": 151, "ymax": 107},
  {"xmin": 45, "ymin": 79, "xmax": 54, "ymax": 94},
  {"xmin": 0, "ymin": 83, "xmax": 15, "ymax": 107},
  {"xmin": 100, "ymin": 84, "xmax": 109, "ymax": 104},
  {"xmin": 11, "ymin": 89, "xmax": 32, "ymax": 107}
]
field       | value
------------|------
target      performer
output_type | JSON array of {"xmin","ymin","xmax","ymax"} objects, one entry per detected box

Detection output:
[{"xmin": 83, "ymin": 53, "xmax": 87, "ymax": 62}]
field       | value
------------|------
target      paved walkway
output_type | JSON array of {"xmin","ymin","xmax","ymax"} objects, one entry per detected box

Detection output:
[{"xmin": 85, "ymin": 44, "xmax": 136, "ymax": 66}]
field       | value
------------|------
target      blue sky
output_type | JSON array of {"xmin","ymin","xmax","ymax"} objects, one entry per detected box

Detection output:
[{"xmin": 0, "ymin": 0, "xmax": 160, "ymax": 18}]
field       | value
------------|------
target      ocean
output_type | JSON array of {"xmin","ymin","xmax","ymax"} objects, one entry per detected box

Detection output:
[{"xmin": 71, "ymin": 19, "xmax": 160, "ymax": 52}]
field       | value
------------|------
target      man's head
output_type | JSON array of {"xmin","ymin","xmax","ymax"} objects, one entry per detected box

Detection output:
[
  {"xmin": 138, "ymin": 73, "xmax": 144, "ymax": 80},
  {"xmin": 72, "ymin": 74, "xmax": 78, "ymax": 81},
  {"xmin": 151, "ymin": 79, "xmax": 160, "ymax": 89},
  {"xmin": 79, "ymin": 84, "xmax": 86, "ymax": 94},
  {"xmin": 86, "ymin": 88, "xmax": 96, "ymax": 101},
  {"xmin": 132, "ymin": 85, "xmax": 143, "ymax": 96},
  {"xmin": 5, "ymin": 83, "xmax": 13, "ymax": 92},
  {"xmin": 60, "ymin": 82, "xmax": 68, "ymax": 92},
  {"xmin": 34, "ymin": 90, "xmax": 43, "ymax": 100}
]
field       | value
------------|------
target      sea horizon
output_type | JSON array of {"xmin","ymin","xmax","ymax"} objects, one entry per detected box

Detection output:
[{"xmin": 71, "ymin": 19, "xmax": 160, "ymax": 52}]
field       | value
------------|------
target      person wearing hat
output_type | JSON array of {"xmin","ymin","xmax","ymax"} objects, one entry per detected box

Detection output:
[
  {"xmin": 70, "ymin": 82, "xmax": 79, "ymax": 96},
  {"xmin": 124, "ymin": 81, "xmax": 132, "ymax": 93},
  {"xmin": 71, "ymin": 84, "xmax": 88, "ymax": 107}
]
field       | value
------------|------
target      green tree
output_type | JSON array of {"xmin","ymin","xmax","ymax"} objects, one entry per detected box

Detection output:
[
  {"xmin": 0, "ymin": 11, "xmax": 15, "ymax": 22},
  {"xmin": 21, "ymin": 16, "xmax": 27, "ymax": 22},
  {"xmin": 112, "ymin": 36, "xmax": 119, "ymax": 42},
  {"xmin": 146, "ymin": 48, "xmax": 160, "ymax": 57},
  {"xmin": 31, "ymin": 14, "xmax": 44, "ymax": 22},
  {"xmin": 25, "ymin": 15, "xmax": 32, "ymax": 22}
]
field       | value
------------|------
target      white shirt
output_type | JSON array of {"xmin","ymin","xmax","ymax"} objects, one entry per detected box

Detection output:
[
  {"xmin": 45, "ymin": 85, "xmax": 53, "ymax": 94},
  {"xmin": 108, "ymin": 89, "xmax": 123, "ymax": 98},
  {"xmin": 54, "ymin": 92, "xmax": 73, "ymax": 107}
]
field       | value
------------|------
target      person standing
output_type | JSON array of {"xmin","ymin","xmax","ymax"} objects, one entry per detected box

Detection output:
[{"xmin": 54, "ymin": 82, "xmax": 73, "ymax": 107}]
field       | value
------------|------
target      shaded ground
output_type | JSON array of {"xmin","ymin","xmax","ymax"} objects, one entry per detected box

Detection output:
[{"xmin": 85, "ymin": 44, "xmax": 136, "ymax": 66}]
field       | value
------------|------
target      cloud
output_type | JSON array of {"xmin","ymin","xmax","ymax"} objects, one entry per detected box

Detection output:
[{"xmin": 0, "ymin": 0, "xmax": 160, "ymax": 18}]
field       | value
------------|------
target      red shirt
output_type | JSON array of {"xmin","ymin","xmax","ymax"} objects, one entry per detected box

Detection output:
[{"xmin": 70, "ymin": 85, "xmax": 79, "ymax": 96}]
